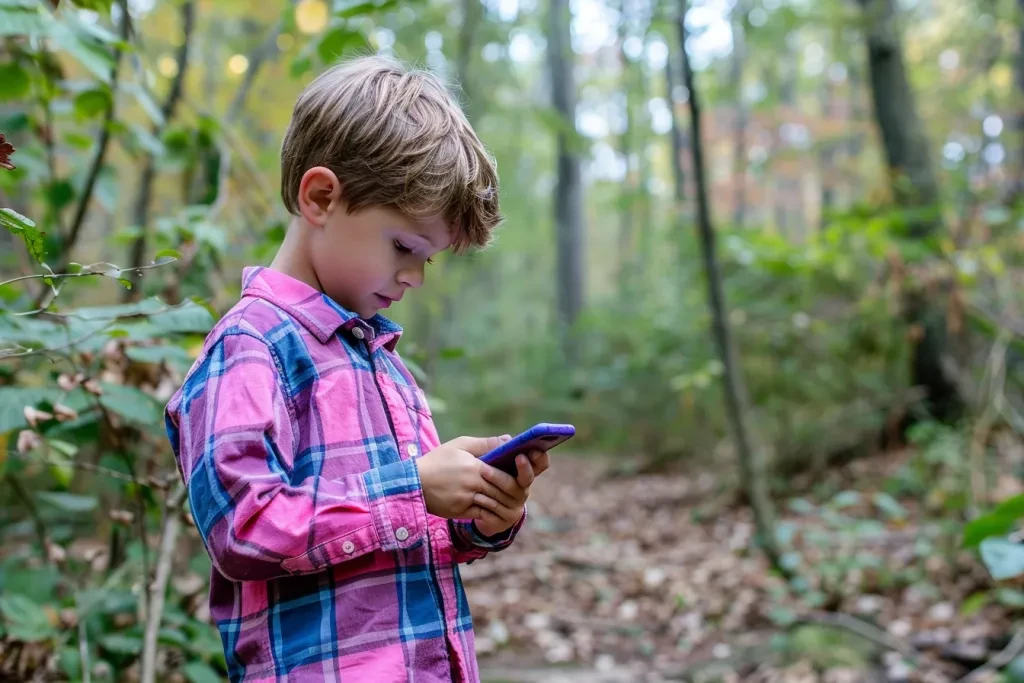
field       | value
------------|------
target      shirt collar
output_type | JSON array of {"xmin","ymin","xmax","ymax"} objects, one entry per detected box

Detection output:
[{"xmin": 240, "ymin": 266, "xmax": 403, "ymax": 351}]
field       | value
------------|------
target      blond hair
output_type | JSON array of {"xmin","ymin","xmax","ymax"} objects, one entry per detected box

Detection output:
[{"xmin": 280, "ymin": 56, "xmax": 501, "ymax": 253}]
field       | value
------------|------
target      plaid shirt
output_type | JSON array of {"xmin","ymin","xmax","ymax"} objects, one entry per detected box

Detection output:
[{"xmin": 165, "ymin": 267, "xmax": 524, "ymax": 682}]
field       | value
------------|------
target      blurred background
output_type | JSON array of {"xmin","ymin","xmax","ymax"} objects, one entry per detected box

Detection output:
[{"xmin": 3, "ymin": 0, "xmax": 1024, "ymax": 680}]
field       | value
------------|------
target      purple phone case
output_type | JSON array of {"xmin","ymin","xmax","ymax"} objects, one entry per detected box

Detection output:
[{"xmin": 479, "ymin": 423, "xmax": 576, "ymax": 476}]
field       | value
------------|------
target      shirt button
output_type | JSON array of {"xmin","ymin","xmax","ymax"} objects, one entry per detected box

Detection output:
[
  {"xmin": 342, "ymin": 541, "xmax": 355, "ymax": 554},
  {"xmin": 407, "ymin": 443, "xmax": 419, "ymax": 457},
  {"xmin": 352, "ymin": 327, "xmax": 365, "ymax": 340},
  {"xmin": 395, "ymin": 527, "xmax": 409, "ymax": 541}
]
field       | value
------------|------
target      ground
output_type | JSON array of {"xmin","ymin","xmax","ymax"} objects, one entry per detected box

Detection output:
[{"xmin": 468, "ymin": 449, "xmax": 1022, "ymax": 683}]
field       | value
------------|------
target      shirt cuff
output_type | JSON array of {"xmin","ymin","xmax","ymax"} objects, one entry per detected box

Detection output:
[{"xmin": 363, "ymin": 458, "xmax": 428, "ymax": 552}]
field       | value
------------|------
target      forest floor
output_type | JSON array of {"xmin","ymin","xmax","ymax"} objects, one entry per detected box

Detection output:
[{"xmin": 470, "ymin": 445, "xmax": 1024, "ymax": 683}]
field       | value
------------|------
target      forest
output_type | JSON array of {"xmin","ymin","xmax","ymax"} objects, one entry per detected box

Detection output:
[{"xmin": 3, "ymin": 0, "xmax": 1024, "ymax": 680}]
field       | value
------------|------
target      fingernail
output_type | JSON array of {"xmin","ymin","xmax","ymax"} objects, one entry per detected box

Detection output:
[{"xmin": 501, "ymin": 434, "xmax": 511, "ymax": 443}]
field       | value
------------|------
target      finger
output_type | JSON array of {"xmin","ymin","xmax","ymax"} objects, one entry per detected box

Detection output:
[
  {"xmin": 529, "ymin": 450, "xmax": 550, "ymax": 475},
  {"xmin": 480, "ymin": 461, "xmax": 526, "ymax": 497},
  {"xmin": 478, "ymin": 480, "xmax": 519, "ymax": 509},
  {"xmin": 453, "ymin": 434, "xmax": 512, "ymax": 457},
  {"xmin": 515, "ymin": 455, "xmax": 536, "ymax": 488},
  {"xmin": 473, "ymin": 507, "xmax": 507, "ymax": 530},
  {"xmin": 472, "ymin": 493, "xmax": 520, "ymax": 521}
]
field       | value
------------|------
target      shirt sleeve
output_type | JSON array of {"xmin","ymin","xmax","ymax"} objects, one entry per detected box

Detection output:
[
  {"xmin": 166, "ymin": 332, "xmax": 427, "ymax": 582},
  {"xmin": 445, "ymin": 508, "xmax": 527, "ymax": 564}
]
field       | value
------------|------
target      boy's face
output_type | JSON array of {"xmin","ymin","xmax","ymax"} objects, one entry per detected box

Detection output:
[{"xmin": 312, "ymin": 203, "xmax": 452, "ymax": 319}]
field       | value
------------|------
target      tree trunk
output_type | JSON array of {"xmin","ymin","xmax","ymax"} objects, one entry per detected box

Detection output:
[
  {"xmin": 665, "ymin": 44, "xmax": 686, "ymax": 205},
  {"xmin": 617, "ymin": 0, "xmax": 634, "ymax": 296},
  {"xmin": 546, "ymin": 0, "xmax": 585, "ymax": 339},
  {"xmin": 859, "ymin": 0, "xmax": 963, "ymax": 422},
  {"xmin": 1011, "ymin": 0, "xmax": 1024, "ymax": 198},
  {"xmin": 730, "ymin": 3, "xmax": 747, "ymax": 229},
  {"xmin": 124, "ymin": 0, "xmax": 194, "ymax": 300},
  {"xmin": 675, "ymin": 0, "xmax": 789, "ymax": 577}
]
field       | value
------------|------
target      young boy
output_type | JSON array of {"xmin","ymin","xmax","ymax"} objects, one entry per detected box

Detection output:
[{"xmin": 164, "ymin": 56, "xmax": 550, "ymax": 682}]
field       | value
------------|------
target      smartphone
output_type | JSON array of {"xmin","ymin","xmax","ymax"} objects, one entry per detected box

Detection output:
[{"xmin": 479, "ymin": 423, "xmax": 576, "ymax": 476}]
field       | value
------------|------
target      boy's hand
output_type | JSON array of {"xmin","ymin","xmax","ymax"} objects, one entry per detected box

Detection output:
[
  {"xmin": 416, "ymin": 435, "xmax": 519, "ymax": 520},
  {"xmin": 473, "ymin": 450, "xmax": 550, "ymax": 537}
]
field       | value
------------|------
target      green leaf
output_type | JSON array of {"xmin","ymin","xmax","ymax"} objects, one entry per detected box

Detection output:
[
  {"xmin": 71, "ymin": 298, "xmax": 165, "ymax": 320},
  {"xmin": 336, "ymin": 0, "xmax": 402, "ymax": 18},
  {"xmin": 50, "ymin": 21, "xmax": 115, "ymax": 82},
  {"xmin": 73, "ymin": 87, "xmax": 112, "ymax": 120},
  {"xmin": 157, "ymin": 627, "xmax": 190, "ymax": 648},
  {"xmin": 117, "ymin": 278, "xmax": 133, "ymax": 290},
  {"xmin": 70, "ymin": 0, "xmax": 114, "ymax": 11},
  {"xmin": 125, "ymin": 344, "xmax": 195, "ymax": 369},
  {"xmin": 44, "ymin": 179, "xmax": 75, "ymax": 212},
  {"xmin": 317, "ymin": 26, "xmax": 368, "ymax": 63},
  {"xmin": 98, "ymin": 382, "xmax": 163, "ymax": 426},
  {"xmin": 0, "ymin": 207, "xmax": 46, "ymax": 263},
  {"xmin": 960, "ymin": 591, "xmax": 989, "ymax": 616},
  {"xmin": 0, "ymin": 387, "xmax": 60, "ymax": 433},
  {"xmin": 0, "ymin": 3, "xmax": 49, "ymax": 38},
  {"xmin": 36, "ymin": 491, "xmax": 99, "ymax": 513},
  {"xmin": 99, "ymin": 632, "xmax": 142, "ymax": 655},
  {"xmin": 980, "ymin": 538, "xmax": 1024, "ymax": 581},
  {"xmin": 58, "ymin": 645, "xmax": 82, "ymax": 679},
  {"xmin": 183, "ymin": 661, "xmax": 222, "ymax": 683},
  {"xmin": 148, "ymin": 300, "xmax": 215, "ymax": 334},
  {"xmin": 0, "ymin": 62, "xmax": 30, "ymax": 101},
  {"xmin": 997, "ymin": 589, "xmax": 1024, "ymax": 608},
  {"xmin": 0, "ymin": 594, "xmax": 57, "ymax": 642},
  {"xmin": 154, "ymin": 248, "xmax": 182, "ymax": 262},
  {"xmin": 872, "ymin": 492, "xmax": 907, "ymax": 520},
  {"xmin": 964, "ymin": 495, "xmax": 1024, "ymax": 548},
  {"xmin": 290, "ymin": 55, "xmax": 312, "ymax": 77}
]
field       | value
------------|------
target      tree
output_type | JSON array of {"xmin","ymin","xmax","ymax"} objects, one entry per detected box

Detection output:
[
  {"xmin": 730, "ymin": 0, "xmax": 748, "ymax": 229},
  {"xmin": 546, "ymin": 0, "xmax": 585, "ymax": 340},
  {"xmin": 674, "ymin": 0, "xmax": 788, "ymax": 576},
  {"xmin": 858, "ymin": 0, "xmax": 963, "ymax": 422}
]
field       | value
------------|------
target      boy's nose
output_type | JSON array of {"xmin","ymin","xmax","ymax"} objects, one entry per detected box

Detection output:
[{"xmin": 397, "ymin": 265, "xmax": 424, "ymax": 289}]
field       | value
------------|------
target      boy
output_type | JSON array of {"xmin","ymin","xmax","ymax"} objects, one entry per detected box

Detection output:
[{"xmin": 164, "ymin": 56, "xmax": 549, "ymax": 682}]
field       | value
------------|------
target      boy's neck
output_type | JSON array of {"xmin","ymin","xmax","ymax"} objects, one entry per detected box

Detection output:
[{"xmin": 269, "ymin": 219, "xmax": 324, "ymax": 295}]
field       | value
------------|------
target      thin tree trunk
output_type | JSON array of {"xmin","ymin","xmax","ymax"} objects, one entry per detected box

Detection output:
[
  {"xmin": 546, "ymin": 0, "xmax": 585, "ymax": 341},
  {"xmin": 1010, "ymin": 0, "xmax": 1024, "ymax": 199},
  {"xmin": 730, "ymin": 2, "xmax": 747, "ymax": 229},
  {"xmin": 617, "ymin": 0, "xmax": 635, "ymax": 295},
  {"xmin": 675, "ymin": 0, "xmax": 789, "ymax": 577},
  {"xmin": 124, "ymin": 1, "xmax": 194, "ymax": 300},
  {"xmin": 859, "ymin": 0, "xmax": 962, "ymax": 422},
  {"xmin": 665, "ymin": 45, "xmax": 686, "ymax": 205}
]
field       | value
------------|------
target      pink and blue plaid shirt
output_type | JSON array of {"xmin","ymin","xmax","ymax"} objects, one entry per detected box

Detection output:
[{"xmin": 165, "ymin": 267, "xmax": 524, "ymax": 682}]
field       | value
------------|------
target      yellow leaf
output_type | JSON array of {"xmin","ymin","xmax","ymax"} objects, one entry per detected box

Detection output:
[{"xmin": 295, "ymin": 0, "xmax": 329, "ymax": 34}]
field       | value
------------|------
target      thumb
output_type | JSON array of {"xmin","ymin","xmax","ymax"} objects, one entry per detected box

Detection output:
[{"xmin": 453, "ymin": 434, "xmax": 511, "ymax": 457}]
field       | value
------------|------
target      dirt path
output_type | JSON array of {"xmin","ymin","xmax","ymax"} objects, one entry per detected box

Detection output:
[{"xmin": 466, "ymin": 451, "xmax": 1015, "ymax": 682}]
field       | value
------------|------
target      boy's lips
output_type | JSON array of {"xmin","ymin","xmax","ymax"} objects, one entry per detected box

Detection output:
[{"xmin": 375, "ymin": 294, "xmax": 400, "ymax": 307}]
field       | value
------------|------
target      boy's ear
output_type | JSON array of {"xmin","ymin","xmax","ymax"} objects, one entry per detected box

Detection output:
[{"xmin": 297, "ymin": 166, "xmax": 342, "ymax": 227}]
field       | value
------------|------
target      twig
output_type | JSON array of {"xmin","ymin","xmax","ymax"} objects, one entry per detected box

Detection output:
[
  {"xmin": 124, "ymin": 0, "xmax": 195, "ymax": 298},
  {"xmin": 140, "ymin": 484, "xmax": 186, "ymax": 683},
  {"xmin": 78, "ymin": 609, "xmax": 91, "ymax": 683},
  {"xmin": 1, "ymin": 258, "xmax": 177, "ymax": 289},
  {"xmin": 958, "ymin": 629, "xmax": 1024, "ymax": 682},
  {"xmin": 4, "ymin": 473, "xmax": 48, "ymax": 552},
  {"xmin": 793, "ymin": 611, "xmax": 918, "ymax": 661},
  {"xmin": 968, "ymin": 329, "xmax": 1011, "ymax": 516},
  {"xmin": 5, "ymin": 447, "xmax": 172, "ymax": 487}
]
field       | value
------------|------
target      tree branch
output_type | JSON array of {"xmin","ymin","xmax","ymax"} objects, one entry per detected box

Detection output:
[
  {"xmin": 958, "ymin": 629, "xmax": 1024, "ymax": 682},
  {"xmin": 140, "ymin": 484, "xmax": 187, "ymax": 683},
  {"xmin": 124, "ymin": 1, "xmax": 195, "ymax": 298}
]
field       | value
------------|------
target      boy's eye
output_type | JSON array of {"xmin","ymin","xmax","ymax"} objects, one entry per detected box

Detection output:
[{"xmin": 394, "ymin": 240, "xmax": 434, "ymax": 264}]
